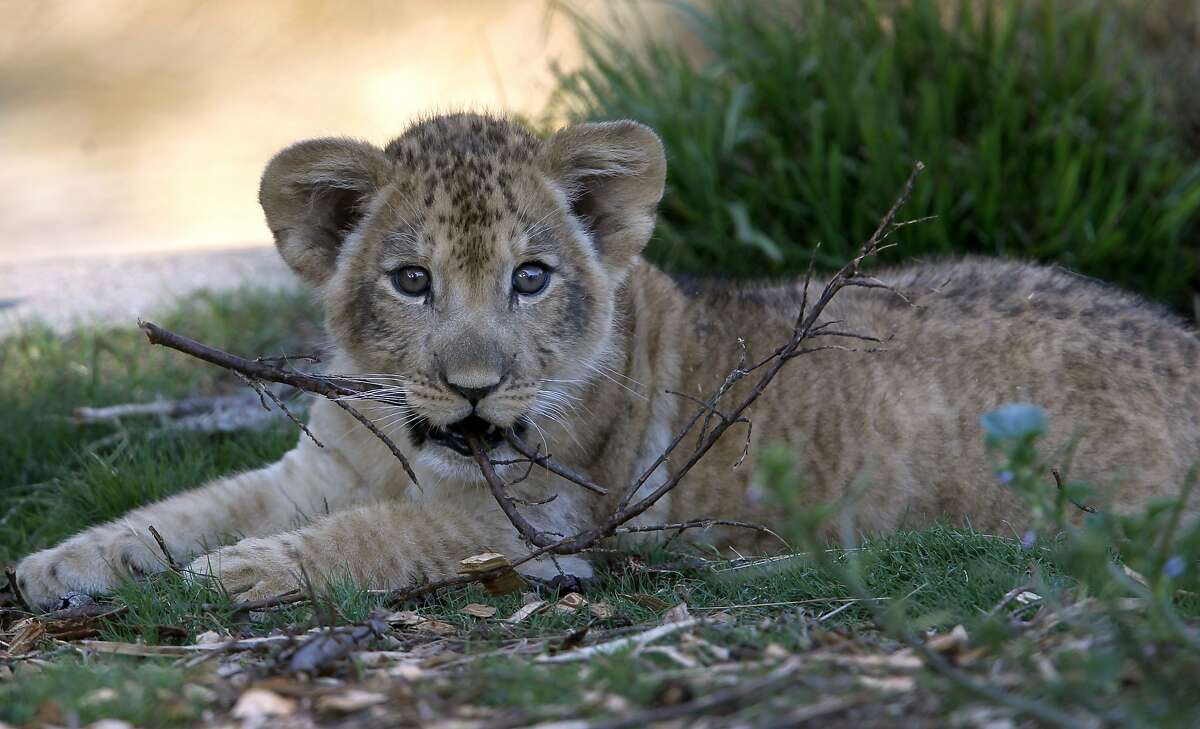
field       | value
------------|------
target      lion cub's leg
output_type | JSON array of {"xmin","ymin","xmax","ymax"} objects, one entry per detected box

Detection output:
[
  {"xmin": 186, "ymin": 501, "xmax": 503, "ymax": 601},
  {"xmin": 15, "ymin": 443, "xmax": 367, "ymax": 610},
  {"xmin": 187, "ymin": 497, "xmax": 591, "ymax": 602}
]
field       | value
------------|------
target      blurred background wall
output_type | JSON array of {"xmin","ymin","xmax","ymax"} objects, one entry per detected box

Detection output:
[{"xmin": 0, "ymin": 1, "xmax": 588, "ymax": 264}]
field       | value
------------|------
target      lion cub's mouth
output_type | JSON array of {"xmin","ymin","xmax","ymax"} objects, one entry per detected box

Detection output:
[{"xmin": 409, "ymin": 414, "xmax": 526, "ymax": 457}]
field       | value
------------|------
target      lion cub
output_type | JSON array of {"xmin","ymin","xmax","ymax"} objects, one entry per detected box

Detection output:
[{"xmin": 16, "ymin": 113, "xmax": 1200, "ymax": 608}]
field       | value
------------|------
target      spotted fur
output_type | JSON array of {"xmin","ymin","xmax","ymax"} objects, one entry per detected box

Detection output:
[{"xmin": 15, "ymin": 114, "xmax": 1199, "ymax": 608}]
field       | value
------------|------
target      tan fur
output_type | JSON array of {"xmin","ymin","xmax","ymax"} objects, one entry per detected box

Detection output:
[{"xmin": 16, "ymin": 113, "xmax": 1199, "ymax": 608}]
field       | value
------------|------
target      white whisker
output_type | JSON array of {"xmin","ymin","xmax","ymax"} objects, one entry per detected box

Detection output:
[
  {"xmin": 584, "ymin": 362, "xmax": 647, "ymax": 400},
  {"xmin": 592, "ymin": 362, "xmax": 647, "ymax": 389}
]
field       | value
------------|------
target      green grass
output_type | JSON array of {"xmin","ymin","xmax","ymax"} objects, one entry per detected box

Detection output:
[
  {"xmin": 81, "ymin": 525, "xmax": 1055, "ymax": 640},
  {"xmin": 0, "ymin": 287, "xmax": 319, "ymax": 564},
  {"xmin": 0, "ymin": 658, "xmax": 200, "ymax": 727},
  {"xmin": 0, "ymin": 531, "xmax": 1058, "ymax": 725},
  {"xmin": 548, "ymin": 0, "xmax": 1200, "ymax": 311}
]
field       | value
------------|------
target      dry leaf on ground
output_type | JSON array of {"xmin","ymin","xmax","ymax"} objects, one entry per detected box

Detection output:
[
  {"xmin": 662, "ymin": 602, "xmax": 691, "ymax": 624},
  {"xmin": 460, "ymin": 604, "xmax": 498, "ymax": 618},
  {"xmin": 556, "ymin": 592, "xmax": 588, "ymax": 614},
  {"xmin": 315, "ymin": 689, "xmax": 388, "ymax": 714},
  {"xmin": 231, "ymin": 689, "xmax": 297, "ymax": 719},
  {"xmin": 506, "ymin": 601, "xmax": 549, "ymax": 623},
  {"xmin": 589, "ymin": 601, "xmax": 614, "ymax": 619},
  {"xmin": 927, "ymin": 624, "xmax": 969, "ymax": 657}
]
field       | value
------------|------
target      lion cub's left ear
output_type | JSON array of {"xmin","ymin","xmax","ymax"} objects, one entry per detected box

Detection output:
[
  {"xmin": 539, "ymin": 121, "xmax": 666, "ymax": 272},
  {"xmin": 259, "ymin": 138, "xmax": 393, "ymax": 287}
]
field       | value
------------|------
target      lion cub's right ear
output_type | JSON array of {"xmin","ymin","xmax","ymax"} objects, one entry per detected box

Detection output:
[{"xmin": 259, "ymin": 138, "xmax": 393, "ymax": 287}]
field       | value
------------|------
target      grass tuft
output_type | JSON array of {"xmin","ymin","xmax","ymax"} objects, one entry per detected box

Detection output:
[{"xmin": 548, "ymin": 0, "xmax": 1200, "ymax": 310}]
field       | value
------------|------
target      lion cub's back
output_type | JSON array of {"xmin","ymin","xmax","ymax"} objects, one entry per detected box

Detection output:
[{"xmin": 675, "ymin": 258, "xmax": 1200, "ymax": 536}]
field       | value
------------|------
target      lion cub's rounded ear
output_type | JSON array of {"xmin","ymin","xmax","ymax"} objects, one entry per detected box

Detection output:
[
  {"xmin": 539, "ymin": 121, "xmax": 666, "ymax": 271},
  {"xmin": 259, "ymin": 138, "xmax": 393, "ymax": 287}
]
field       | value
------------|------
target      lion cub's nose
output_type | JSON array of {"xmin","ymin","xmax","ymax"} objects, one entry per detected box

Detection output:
[
  {"xmin": 439, "ymin": 339, "xmax": 505, "ymax": 406},
  {"xmin": 448, "ymin": 382, "xmax": 498, "ymax": 405}
]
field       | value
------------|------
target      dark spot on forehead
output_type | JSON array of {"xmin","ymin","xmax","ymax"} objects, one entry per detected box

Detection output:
[
  {"xmin": 384, "ymin": 114, "xmax": 541, "ymax": 276},
  {"xmin": 384, "ymin": 113, "xmax": 538, "ymax": 165}
]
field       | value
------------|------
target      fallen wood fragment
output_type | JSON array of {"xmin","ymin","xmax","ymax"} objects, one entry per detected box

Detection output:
[
  {"xmin": 79, "ymin": 635, "xmax": 294, "ymax": 656},
  {"xmin": 460, "ymin": 603, "xmax": 498, "ymax": 618},
  {"xmin": 8, "ymin": 620, "xmax": 46, "ymax": 655},
  {"xmin": 555, "ymin": 592, "xmax": 587, "ymax": 614},
  {"xmin": 73, "ymin": 394, "xmax": 261, "ymax": 424},
  {"xmin": 2, "ymin": 566, "xmax": 31, "ymax": 613},
  {"xmin": 314, "ymin": 689, "xmax": 388, "ymax": 714},
  {"xmin": 37, "ymin": 603, "xmax": 128, "ymax": 642},
  {"xmin": 460, "ymin": 552, "xmax": 525, "ymax": 595},
  {"xmin": 286, "ymin": 616, "xmax": 388, "ymax": 674},
  {"xmin": 536, "ymin": 618, "xmax": 701, "ymax": 663},
  {"xmin": 506, "ymin": 600, "xmax": 549, "ymax": 624}
]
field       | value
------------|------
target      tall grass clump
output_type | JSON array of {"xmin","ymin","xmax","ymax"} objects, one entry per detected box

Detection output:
[{"xmin": 549, "ymin": 0, "xmax": 1200, "ymax": 310}]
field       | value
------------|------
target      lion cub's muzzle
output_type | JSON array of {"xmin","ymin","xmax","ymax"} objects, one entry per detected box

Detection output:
[{"xmin": 409, "ymin": 413, "xmax": 528, "ymax": 457}]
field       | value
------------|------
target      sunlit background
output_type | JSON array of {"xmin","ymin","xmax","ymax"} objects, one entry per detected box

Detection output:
[
  {"xmin": 0, "ymin": 1, "xmax": 590, "ymax": 262},
  {"xmin": 0, "ymin": 1, "xmax": 645, "ymax": 331},
  {"xmin": 1, "ymin": 1, "xmax": 1197, "ymax": 333}
]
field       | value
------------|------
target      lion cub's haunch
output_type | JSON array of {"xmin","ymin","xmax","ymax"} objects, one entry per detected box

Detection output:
[{"xmin": 15, "ymin": 113, "xmax": 1200, "ymax": 608}]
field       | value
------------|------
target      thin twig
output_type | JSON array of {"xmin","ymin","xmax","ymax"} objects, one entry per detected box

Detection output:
[
  {"xmin": 535, "ymin": 618, "xmax": 702, "ymax": 663},
  {"xmin": 255, "ymin": 353, "xmax": 322, "ymax": 364},
  {"xmin": 146, "ymin": 525, "xmax": 180, "ymax": 573},
  {"xmin": 139, "ymin": 321, "xmax": 362, "ymax": 400},
  {"xmin": 506, "ymin": 449, "xmax": 541, "ymax": 487},
  {"xmin": 235, "ymin": 373, "xmax": 324, "ymax": 448},
  {"xmin": 467, "ymin": 432, "xmax": 553, "ymax": 547},
  {"xmin": 1051, "ymin": 468, "xmax": 1097, "ymax": 514},
  {"xmin": 504, "ymin": 431, "xmax": 607, "ymax": 495},
  {"xmin": 987, "ymin": 583, "xmax": 1038, "ymax": 617},
  {"xmin": 330, "ymin": 398, "xmax": 419, "ymax": 488},
  {"xmin": 614, "ymin": 518, "xmax": 787, "ymax": 547},
  {"xmin": 206, "ymin": 590, "xmax": 306, "ymax": 616},
  {"xmin": 138, "ymin": 319, "xmax": 416, "ymax": 487},
  {"xmin": 5, "ymin": 566, "xmax": 32, "ymax": 613}
]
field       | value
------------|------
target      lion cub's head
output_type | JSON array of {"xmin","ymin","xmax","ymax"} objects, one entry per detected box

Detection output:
[{"xmin": 259, "ymin": 114, "xmax": 665, "ymax": 474}]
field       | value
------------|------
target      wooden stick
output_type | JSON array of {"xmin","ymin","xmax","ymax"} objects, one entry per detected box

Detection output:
[
  {"xmin": 146, "ymin": 525, "xmax": 180, "ymax": 573},
  {"xmin": 504, "ymin": 430, "xmax": 607, "ymax": 495},
  {"xmin": 139, "ymin": 319, "xmax": 417, "ymax": 488}
]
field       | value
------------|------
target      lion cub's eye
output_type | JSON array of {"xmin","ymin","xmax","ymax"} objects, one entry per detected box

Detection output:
[
  {"xmin": 391, "ymin": 266, "xmax": 431, "ymax": 297},
  {"xmin": 512, "ymin": 262, "xmax": 550, "ymax": 296}
]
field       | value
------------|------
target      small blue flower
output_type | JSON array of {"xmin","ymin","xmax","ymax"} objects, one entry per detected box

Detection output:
[
  {"xmin": 1164, "ymin": 555, "xmax": 1186, "ymax": 579},
  {"xmin": 981, "ymin": 403, "xmax": 1048, "ymax": 443},
  {"xmin": 1021, "ymin": 530, "xmax": 1036, "ymax": 550},
  {"xmin": 997, "ymin": 470, "xmax": 1015, "ymax": 485}
]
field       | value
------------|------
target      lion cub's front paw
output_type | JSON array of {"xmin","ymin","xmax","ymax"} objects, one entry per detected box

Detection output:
[
  {"xmin": 15, "ymin": 528, "xmax": 164, "ymax": 610},
  {"xmin": 187, "ymin": 539, "xmax": 301, "ymax": 602}
]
